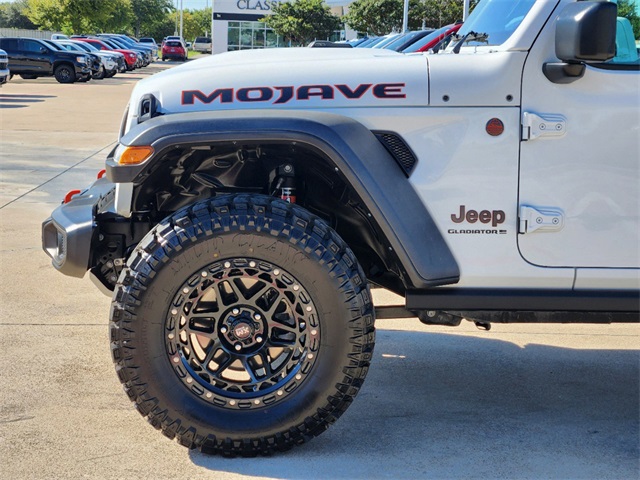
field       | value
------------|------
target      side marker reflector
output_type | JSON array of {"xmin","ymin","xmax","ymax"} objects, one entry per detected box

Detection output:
[{"xmin": 486, "ymin": 118, "xmax": 504, "ymax": 136}]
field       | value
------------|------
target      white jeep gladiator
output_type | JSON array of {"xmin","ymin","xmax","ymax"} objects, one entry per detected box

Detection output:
[{"xmin": 42, "ymin": 0, "xmax": 639, "ymax": 456}]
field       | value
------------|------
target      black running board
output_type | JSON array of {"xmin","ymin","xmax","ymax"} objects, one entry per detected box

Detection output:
[{"xmin": 406, "ymin": 288, "xmax": 640, "ymax": 313}]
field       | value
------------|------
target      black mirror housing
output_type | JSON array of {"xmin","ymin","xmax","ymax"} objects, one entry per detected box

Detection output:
[{"xmin": 555, "ymin": 1, "xmax": 617, "ymax": 63}]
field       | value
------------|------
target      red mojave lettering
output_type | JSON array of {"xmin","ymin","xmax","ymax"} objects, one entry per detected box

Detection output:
[{"xmin": 181, "ymin": 83, "xmax": 406, "ymax": 105}]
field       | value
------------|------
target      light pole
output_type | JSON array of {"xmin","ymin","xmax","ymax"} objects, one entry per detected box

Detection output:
[
  {"xmin": 402, "ymin": 0, "xmax": 409, "ymax": 33},
  {"xmin": 211, "ymin": 0, "xmax": 216, "ymax": 55},
  {"xmin": 174, "ymin": 0, "xmax": 178, "ymax": 35},
  {"xmin": 179, "ymin": 0, "xmax": 184, "ymax": 40},
  {"xmin": 464, "ymin": 0, "xmax": 470, "ymax": 20}
]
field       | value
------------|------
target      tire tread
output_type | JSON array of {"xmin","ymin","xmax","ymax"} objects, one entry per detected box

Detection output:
[{"xmin": 110, "ymin": 194, "xmax": 374, "ymax": 456}]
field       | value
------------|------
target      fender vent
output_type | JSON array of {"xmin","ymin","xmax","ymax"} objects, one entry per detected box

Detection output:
[{"xmin": 373, "ymin": 131, "xmax": 417, "ymax": 176}]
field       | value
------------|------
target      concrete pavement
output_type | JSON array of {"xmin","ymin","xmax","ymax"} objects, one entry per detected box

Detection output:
[{"xmin": 0, "ymin": 65, "xmax": 638, "ymax": 479}]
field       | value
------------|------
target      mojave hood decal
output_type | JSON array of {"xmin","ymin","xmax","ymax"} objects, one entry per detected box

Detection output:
[{"xmin": 129, "ymin": 48, "xmax": 429, "ymax": 118}]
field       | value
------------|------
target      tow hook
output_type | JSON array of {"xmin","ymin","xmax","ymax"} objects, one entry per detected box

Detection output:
[
  {"xmin": 63, "ymin": 190, "xmax": 82, "ymax": 204},
  {"xmin": 62, "ymin": 171, "xmax": 106, "ymax": 204}
]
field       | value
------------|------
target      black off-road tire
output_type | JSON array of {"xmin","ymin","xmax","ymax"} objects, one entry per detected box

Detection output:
[
  {"xmin": 54, "ymin": 64, "xmax": 75, "ymax": 84},
  {"xmin": 110, "ymin": 194, "xmax": 375, "ymax": 456},
  {"xmin": 19, "ymin": 74, "xmax": 37, "ymax": 79}
]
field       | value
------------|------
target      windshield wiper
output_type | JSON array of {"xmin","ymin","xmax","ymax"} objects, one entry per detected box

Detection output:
[{"xmin": 452, "ymin": 31, "xmax": 488, "ymax": 54}]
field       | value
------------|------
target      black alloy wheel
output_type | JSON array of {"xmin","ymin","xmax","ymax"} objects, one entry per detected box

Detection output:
[
  {"xmin": 110, "ymin": 194, "xmax": 375, "ymax": 456},
  {"xmin": 54, "ymin": 64, "xmax": 75, "ymax": 84}
]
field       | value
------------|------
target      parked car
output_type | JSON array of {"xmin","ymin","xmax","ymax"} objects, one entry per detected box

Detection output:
[
  {"xmin": 0, "ymin": 48, "xmax": 9, "ymax": 85},
  {"xmin": 401, "ymin": 23, "xmax": 462, "ymax": 53},
  {"xmin": 98, "ymin": 36, "xmax": 148, "ymax": 67},
  {"xmin": 98, "ymin": 34, "xmax": 154, "ymax": 65},
  {"xmin": 139, "ymin": 37, "xmax": 158, "ymax": 47},
  {"xmin": 138, "ymin": 37, "xmax": 159, "ymax": 57},
  {"xmin": 51, "ymin": 34, "xmax": 70, "ymax": 41},
  {"xmin": 56, "ymin": 40, "xmax": 118, "ymax": 79},
  {"xmin": 71, "ymin": 40, "xmax": 127, "ymax": 74},
  {"xmin": 383, "ymin": 29, "xmax": 435, "ymax": 51},
  {"xmin": 192, "ymin": 36, "xmax": 212, "ymax": 53},
  {"xmin": 163, "ymin": 36, "xmax": 187, "ymax": 50},
  {"xmin": 370, "ymin": 33, "xmax": 402, "ymax": 48},
  {"xmin": 74, "ymin": 38, "xmax": 138, "ymax": 70},
  {"xmin": 40, "ymin": 39, "xmax": 96, "ymax": 81},
  {"xmin": 162, "ymin": 40, "xmax": 187, "ymax": 61},
  {"xmin": 0, "ymin": 37, "xmax": 91, "ymax": 83},
  {"xmin": 355, "ymin": 35, "xmax": 393, "ymax": 48}
]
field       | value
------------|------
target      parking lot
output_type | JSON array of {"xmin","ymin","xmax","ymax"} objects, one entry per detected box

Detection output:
[{"xmin": 0, "ymin": 63, "xmax": 638, "ymax": 479}]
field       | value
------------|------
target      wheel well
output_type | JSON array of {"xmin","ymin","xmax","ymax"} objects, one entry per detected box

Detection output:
[
  {"xmin": 53, "ymin": 61, "xmax": 74, "ymax": 72},
  {"xmin": 127, "ymin": 140, "xmax": 408, "ymax": 293}
]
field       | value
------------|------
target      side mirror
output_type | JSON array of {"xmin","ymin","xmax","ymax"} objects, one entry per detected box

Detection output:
[
  {"xmin": 40, "ymin": 46, "xmax": 47, "ymax": 53},
  {"xmin": 544, "ymin": 1, "xmax": 617, "ymax": 84}
]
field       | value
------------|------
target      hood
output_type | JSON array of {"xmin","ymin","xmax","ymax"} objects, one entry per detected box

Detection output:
[{"xmin": 127, "ymin": 48, "xmax": 429, "ymax": 127}]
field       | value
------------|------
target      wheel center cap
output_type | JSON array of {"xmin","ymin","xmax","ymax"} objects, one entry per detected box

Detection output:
[{"xmin": 233, "ymin": 323, "xmax": 252, "ymax": 339}]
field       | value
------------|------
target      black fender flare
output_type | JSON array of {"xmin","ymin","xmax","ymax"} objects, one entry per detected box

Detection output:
[{"xmin": 107, "ymin": 110, "xmax": 459, "ymax": 288}]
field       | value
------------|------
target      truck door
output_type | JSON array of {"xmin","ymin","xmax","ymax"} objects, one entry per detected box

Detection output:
[
  {"xmin": 20, "ymin": 39, "xmax": 50, "ymax": 73},
  {"xmin": 518, "ymin": 5, "xmax": 639, "ymax": 271}
]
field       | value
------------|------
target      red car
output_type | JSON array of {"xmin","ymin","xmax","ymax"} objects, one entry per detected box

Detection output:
[
  {"xmin": 402, "ymin": 23, "xmax": 463, "ymax": 53},
  {"xmin": 162, "ymin": 40, "xmax": 187, "ymax": 62},
  {"xmin": 75, "ymin": 38, "xmax": 138, "ymax": 70}
]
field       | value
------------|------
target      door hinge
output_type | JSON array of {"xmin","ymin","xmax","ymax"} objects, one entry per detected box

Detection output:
[
  {"xmin": 522, "ymin": 112, "xmax": 567, "ymax": 141},
  {"xmin": 518, "ymin": 206, "xmax": 564, "ymax": 234}
]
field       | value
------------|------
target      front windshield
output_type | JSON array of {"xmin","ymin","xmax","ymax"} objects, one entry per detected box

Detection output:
[
  {"xmin": 107, "ymin": 38, "xmax": 126, "ymax": 48},
  {"xmin": 103, "ymin": 39, "xmax": 120, "ymax": 49},
  {"xmin": 76, "ymin": 42, "xmax": 97, "ymax": 52},
  {"xmin": 59, "ymin": 43, "xmax": 79, "ymax": 52},
  {"xmin": 43, "ymin": 39, "xmax": 63, "ymax": 50},
  {"xmin": 456, "ymin": 0, "xmax": 536, "ymax": 47}
]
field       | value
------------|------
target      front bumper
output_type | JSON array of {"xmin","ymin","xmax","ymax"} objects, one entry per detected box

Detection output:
[
  {"xmin": 42, "ymin": 178, "xmax": 115, "ymax": 278},
  {"xmin": 75, "ymin": 64, "xmax": 92, "ymax": 75}
]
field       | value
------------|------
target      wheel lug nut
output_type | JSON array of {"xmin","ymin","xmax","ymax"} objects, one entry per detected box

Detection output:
[
  {"xmin": 256, "ymin": 336, "xmax": 263, "ymax": 343},
  {"xmin": 234, "ymin": 343, "xmax": 242, "ymax": 351},
  {"xmin": 232, "ymin": 308, "xmax": 240, "ymax": 315},
  {"xmin": 220, "ymin": 326, "xmax": 228, "ymax": 334},
  {"xmin": 254, "ymin": 313, "xmax": 261, "ymax": 320}
]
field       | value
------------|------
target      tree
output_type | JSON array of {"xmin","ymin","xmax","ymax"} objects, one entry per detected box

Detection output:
[
  {"xmin": 191, "ymin": 7, "xmax": 212, "ymax": 37},
  {"xmin": 143, "ymin": 14, "xmax": 176, "ymax": 41},
  {"xmin": 25, "ymin": 0, "xmax": 132, "ymax": 34},
  {"xmin": 617, "ymin": 0, "xmax": 640, "ymax": 40},
  {"xmin": 418, "ymin": 0, "xmax": 468, "ymax": 28},
  {"xmin": 261, "ymin": 0, "xmax": 341, "ymax": 46},
  {"xmin": 0, "ymin": 0, "xmax": 37, "ymax": 29},
  {"xmin": 344, "ymin": 0, "xmax": 417, "ymax": 35},
  {"xmin": 344, "ymin": 0, "xmax": 470, "ymax": 35},
  {"xmin": 130, "ymin": 0, "xmax": 173, "ymax": 37}
]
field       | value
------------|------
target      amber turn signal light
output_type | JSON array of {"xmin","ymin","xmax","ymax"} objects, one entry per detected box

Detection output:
[{"xmin": 116, "ymin": 145, "xmax": 154, "ymax": 165}]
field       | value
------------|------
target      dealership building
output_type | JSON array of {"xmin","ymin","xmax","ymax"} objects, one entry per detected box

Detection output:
[{"xmin": 211, "ymin": 0, "xmax": 354, "ymax": 54}]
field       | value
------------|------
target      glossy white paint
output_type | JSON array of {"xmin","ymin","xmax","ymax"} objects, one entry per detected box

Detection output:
[
  {"xmin": 333, "ymin": 107, "xmax": 573, "ymax": 288},
  {"xmin": 574, "ymin": 269, "xmax": 640, "ymax": 290},
  {"xmin": 125, "ymin": 48, "xmax": 429, "ymax": 132},
  {"xmin": 428, "ymin": 52, "xmax": 527, "ymax": 107},
  {"xmin": 519, "ymin": 0, "xmax": 640, "ymax": 272},
  {"xmin": 120, "ymin": 0, "xmax": 639, "ymax": 291}
]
